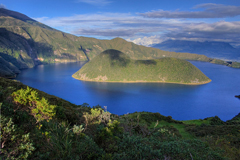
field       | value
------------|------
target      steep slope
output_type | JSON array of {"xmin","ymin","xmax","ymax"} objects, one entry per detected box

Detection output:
[
  {"xmin": 152, "ymin": 40, "xmax": 240, "ymax": 62},
  {"xmin": 0, "ymin": 15, "xmax": 89, "ymax": 63},
  {"xmin": 0, "ymin": 8, "xmax": 89, "ymax": 77},
  {"xmin": 0, "ymin": 55, "xmax": 20, "ymax": 78},
  {"xmin": 72, "ymin": 49, "xmax": 211, "ymax": 84}
]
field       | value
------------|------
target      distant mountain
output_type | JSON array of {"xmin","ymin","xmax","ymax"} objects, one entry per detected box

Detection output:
[
  {"xmin": 152, "ymin": 40, "xmax": 240, "ymax": 62},
  {"xmin": 0, "ymin": 8, "xmax": 239, "ymax": 78},
  {"xmin": 72, "ymin": 49, "xmax": 211, "ymax": 84}
]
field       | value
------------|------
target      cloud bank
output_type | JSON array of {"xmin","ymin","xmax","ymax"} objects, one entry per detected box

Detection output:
[
  {"xmin": 34, "ymin": 3, "xmax": 240, "ymax": 46},
  {"xmin": 140, "ymin": 3, "xmax": 240, "ymax": 18}
]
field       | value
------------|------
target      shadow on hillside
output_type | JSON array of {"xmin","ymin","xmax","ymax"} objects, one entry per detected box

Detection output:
[
  {"xmin": 0, "ymin": 52, "xmax": 23, "ymax": 68},
  {"xmin": 135, "ymin": 60, "xmax": 157, "ymax": 66},
  {"xmin": 103, "ymin": 49, "xmax": 130, "ymax": 67},
  {"xmin": 0, "ymin": 28, "xmax": 54, "ymax": 65}
]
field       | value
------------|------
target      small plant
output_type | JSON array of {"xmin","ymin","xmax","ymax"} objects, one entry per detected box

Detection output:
[
  {"xmin": 83, "ymin": 108, "xmax": 111, "ymax": 131},
  {"xmin": 73, "ymin": 124, "xmax": 84, "ymax": 135},
  {"xmin": 158, "ymin": 128, "xmax": 169, "ymax": 134}
]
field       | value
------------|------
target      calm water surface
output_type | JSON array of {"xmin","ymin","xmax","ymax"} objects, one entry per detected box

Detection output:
[{"xmin": 15, "ymin": 61, "xmax": 240, "ymax": 121}]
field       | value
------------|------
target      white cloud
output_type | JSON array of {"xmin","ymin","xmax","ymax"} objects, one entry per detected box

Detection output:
[
  {"xmin": 140, "ymin": 3, "xmax": 240, "ymax": 18},
  {"xmin": 163, "ymin": 21, "xmax": 240, "ymax": 43},
  {"xmin": 127, "ymin": 36, "xmax": 165, "ymax": 46},
  {"xmin": 33, "ymin": 17, "xmax": 49, "ymax": 22},
  {"xmin": 186, "ymin": 21, "xmax": 240, "ymax": 33},
  {"xmin": 73, "ymin": 28, "xmax": 144, "ymax": 37}
]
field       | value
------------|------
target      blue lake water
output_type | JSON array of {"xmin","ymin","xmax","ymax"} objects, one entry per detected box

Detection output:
[{"xmin": 15, "ymin": 61, "xmax": 240, "ymax": 121}]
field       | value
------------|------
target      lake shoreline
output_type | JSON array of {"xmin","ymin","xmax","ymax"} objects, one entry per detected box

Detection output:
[{"xmin": 72, "ymin": 75, "xmax": 212, "ymax": 85}]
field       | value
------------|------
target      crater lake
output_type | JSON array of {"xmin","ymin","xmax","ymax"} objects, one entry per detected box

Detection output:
[{"xmin": 15, "ymin": 61, "xmax": 240, "ymax": 121}]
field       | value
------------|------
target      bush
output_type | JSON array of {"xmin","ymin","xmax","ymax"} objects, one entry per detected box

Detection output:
[
  {"xmin": 96, "ymin": 120, "xmax": 123, "ymax": 152},
  {"xmin": 210, "ymin": 116, "xmax": 225, "ymax": 125},
  {"xmin": 44, "ymin": 122, "xmax": 104, "ymax": 159},
  {"xmin": 83, "ymin": 108, "xmax": 111, "ymax": 125},
  {"xmin": 0, "ymin": 116, "xmax": 35, "ymax": 160},
  {"xmin": 11, "ymin": 87, "xmax": 56, "ymax": 123},
  {"xmin": 113, "ymin": 134, "xmax": 163, "ymax": 159}
]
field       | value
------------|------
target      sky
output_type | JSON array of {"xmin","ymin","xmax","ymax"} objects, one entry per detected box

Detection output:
[{"xmin": 1, "ymin": 0, "xmax": 240, "ymax": 47}]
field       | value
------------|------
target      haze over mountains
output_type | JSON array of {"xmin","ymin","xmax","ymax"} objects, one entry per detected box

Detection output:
[
  {"xmin": 152, "ymin": 40, "xmax": 240, "ymax": 62},
  {"xmin": 0, "ymin": 8, "xmax": 240, "ymax": 78}
]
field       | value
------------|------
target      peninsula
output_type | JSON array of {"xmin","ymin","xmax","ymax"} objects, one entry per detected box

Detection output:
[{"xmin": 72, "ymin": 49, "xmax": 211, "ymax": 85}]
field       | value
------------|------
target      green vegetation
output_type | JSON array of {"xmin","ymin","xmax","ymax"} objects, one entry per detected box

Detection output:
[
  {"xmin": 11, "ymin": 87, "xmax": 56, "ymax": 123},
  {"xmin": 231, "ymin": 62, "xmax": 240, "ymax": 68},
  {"xmin": 73, "ymin": 49, "xmax": 211, "ymax": 84},
  {"xmin": 1, "ymin": 77, "xmax": 240, "ymax": 159}
]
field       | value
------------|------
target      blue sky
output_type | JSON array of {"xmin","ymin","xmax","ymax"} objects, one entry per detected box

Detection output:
[{"xmin": 1, "ymin": 0, "xmax": 240, "ymax": 46}]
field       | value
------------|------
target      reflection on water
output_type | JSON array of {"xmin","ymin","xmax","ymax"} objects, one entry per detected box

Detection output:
[{"xmin": 16, "ymin": 61, "xmax": 240, "ymax": 121}]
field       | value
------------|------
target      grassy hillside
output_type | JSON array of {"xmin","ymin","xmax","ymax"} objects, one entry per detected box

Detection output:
[
  {"xmin": 73, "ymin": 49, "xmax": 211, "ymax": 84},
  {"xmin": 0, "ymin": 8, "xmax": 89, "ymax": 77},
  {"xmin": 0, "ymin": 17, "xmax": 89, "ymax": 63},
  {"xmin": 1, "ymin": 77, "xmax": 240, "ymax": 159}
]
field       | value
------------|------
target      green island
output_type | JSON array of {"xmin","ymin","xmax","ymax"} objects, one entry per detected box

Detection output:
[
  {"xmin": 0, "ymin": 77, "xmax": 240, "ymax": 159},
  {"xmin": 72, "ymin": 49, "xmax": 211, "ymax": 85}
]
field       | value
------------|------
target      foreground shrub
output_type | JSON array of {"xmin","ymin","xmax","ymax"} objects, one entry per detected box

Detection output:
[
  {"xmin": 44, "ymin": 122, "xmax": 104, "ymax": 159},
  {"xmin": 0, "ymin": 115, "xmax": 35, "ymax": 160},
  {"xmin": 11, "ymin": 87, "xmax": 56, "ymax": 123},
  {"xmin": 83, "ymin": 108, "xmax": 111, "ymax": 125},
  {"xmin": 114, "ymin": 134, "xmax": 225, "ymax": 160},
  {"xmin": 96, "ymin": 120, "xmax": 124, "ymax": 153}
]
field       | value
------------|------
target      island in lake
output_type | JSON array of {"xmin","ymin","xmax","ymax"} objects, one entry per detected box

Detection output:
[{"xmin": 72, "ymin": 49, "xmax": 211, "ymax": 85}]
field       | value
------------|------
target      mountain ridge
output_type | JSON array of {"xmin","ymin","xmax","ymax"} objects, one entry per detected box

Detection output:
[{"xmin": 0, "ymin": 8, "xmax": 36, "ymax": 22}]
